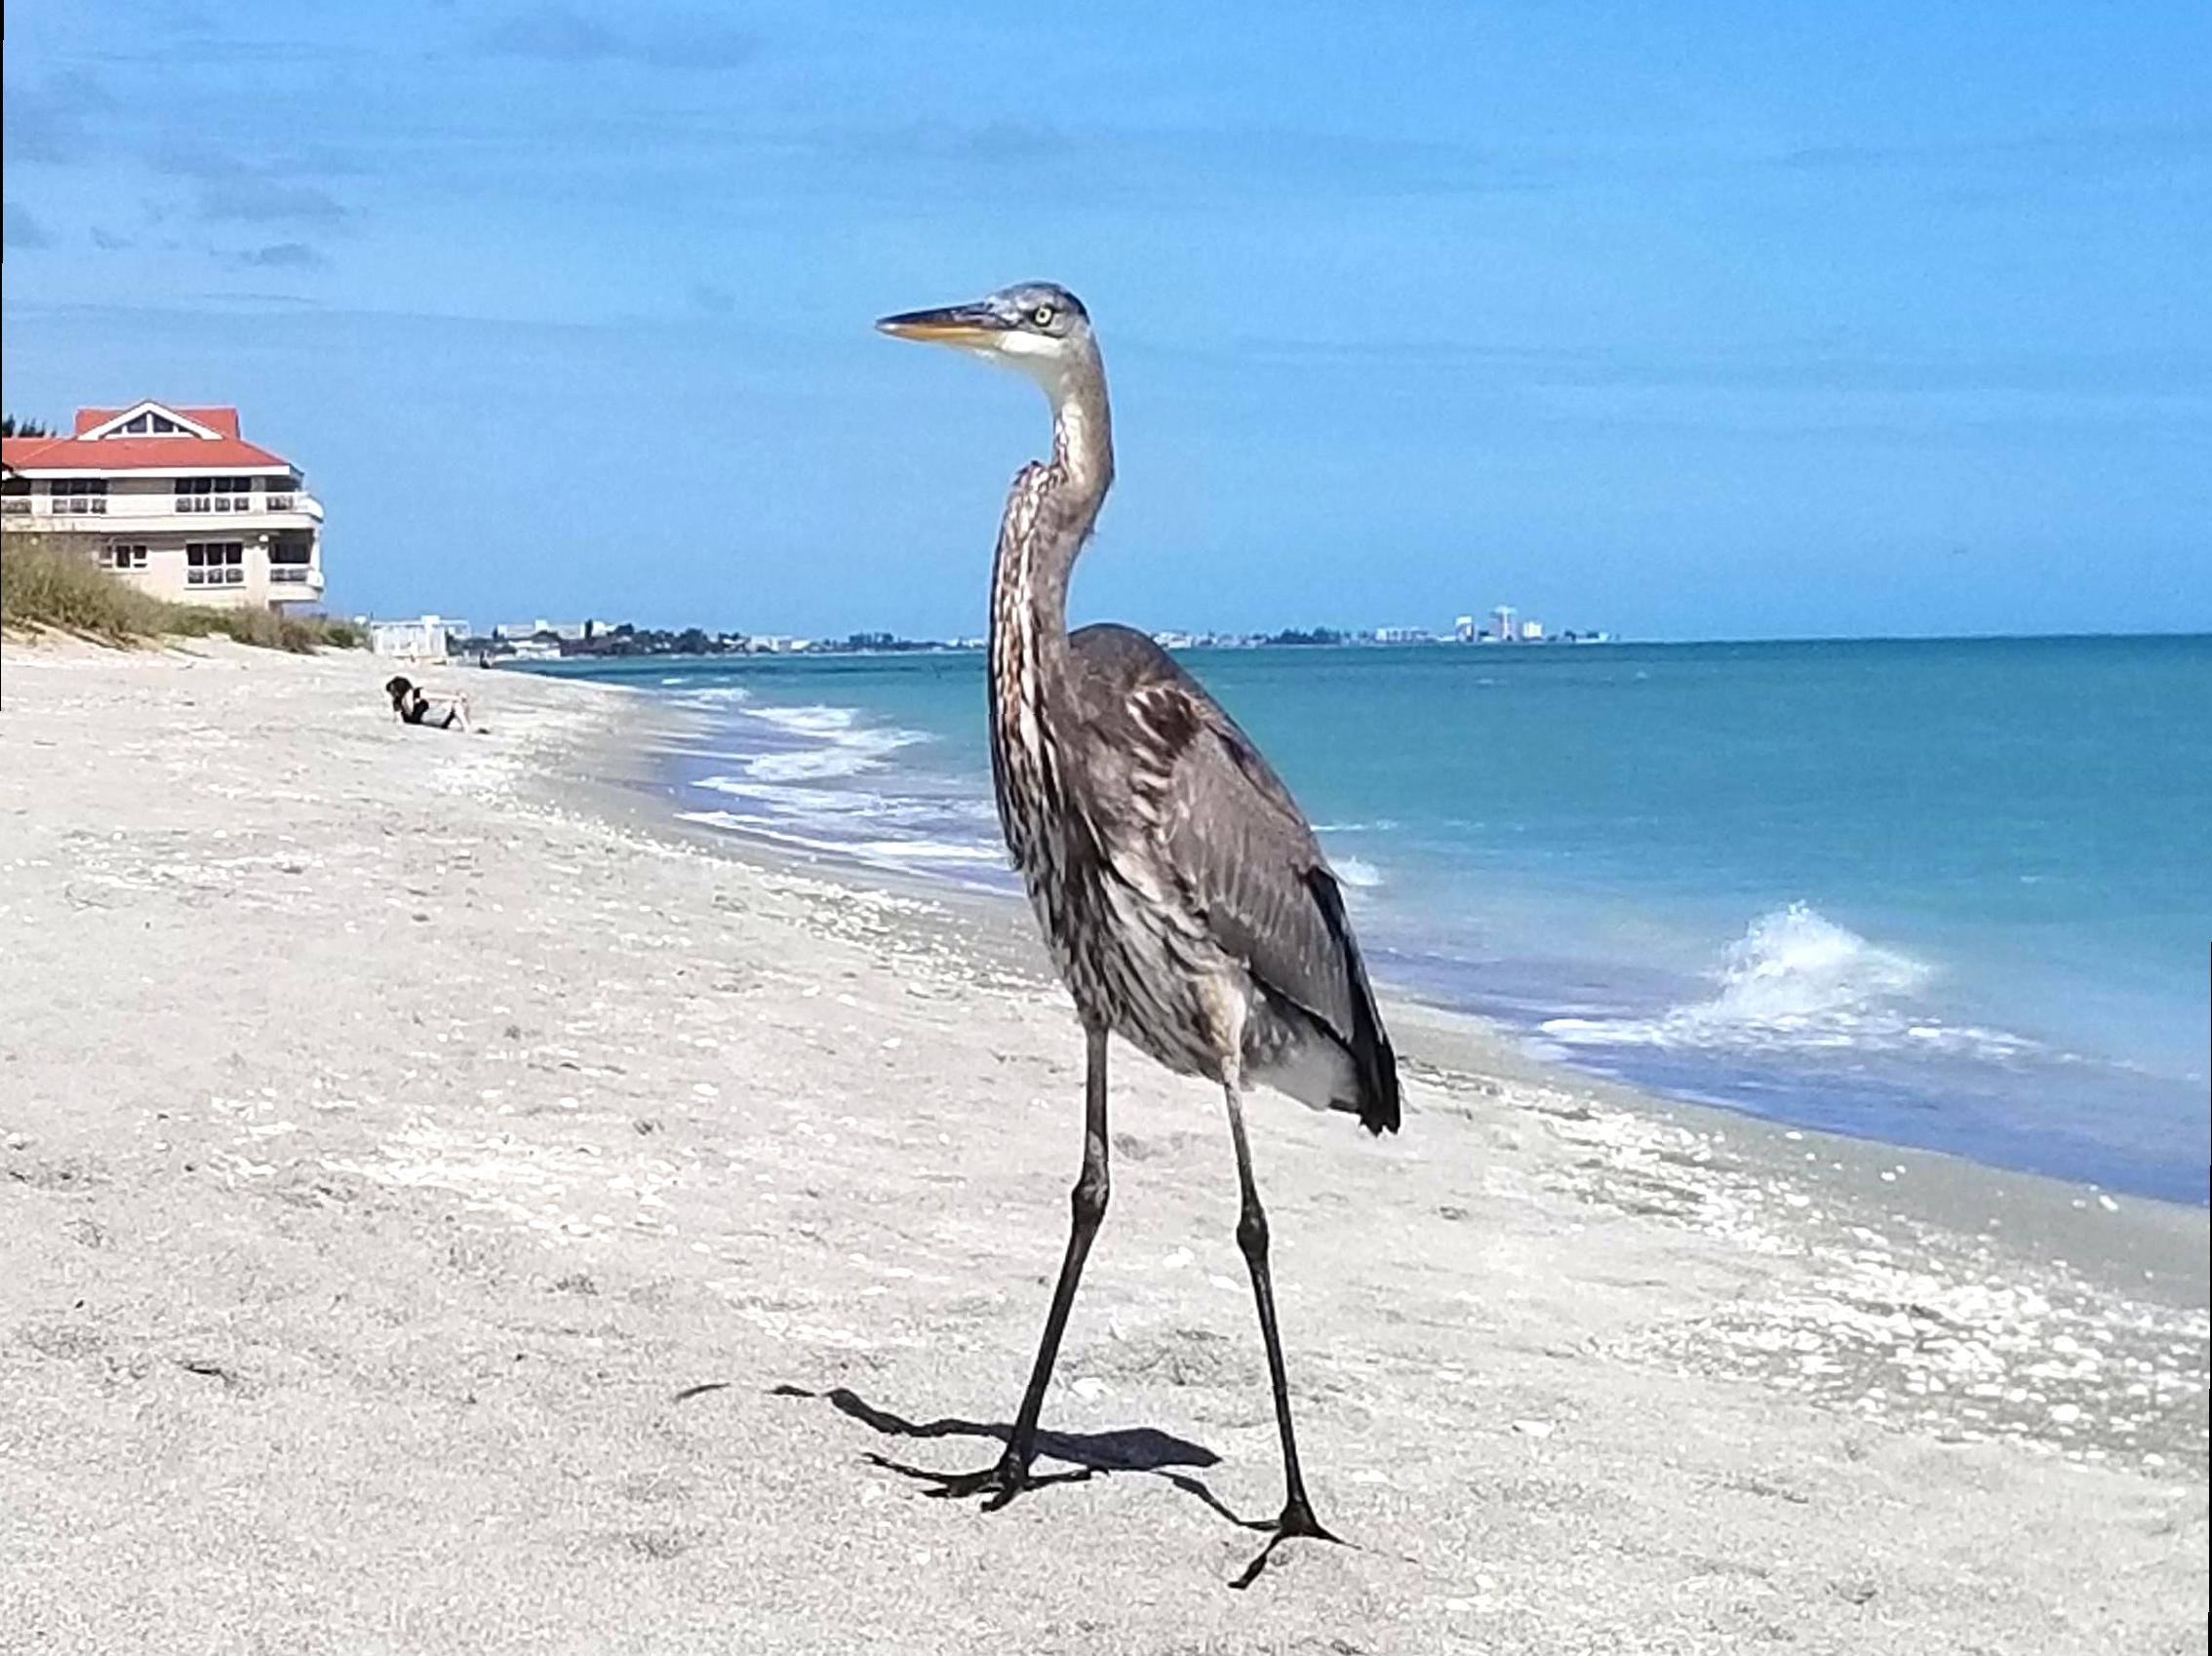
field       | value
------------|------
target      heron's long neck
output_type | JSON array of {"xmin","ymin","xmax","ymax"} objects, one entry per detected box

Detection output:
[{"xmin": 991, "ymin": 357, "xmax": 1113, "ymax": 724}]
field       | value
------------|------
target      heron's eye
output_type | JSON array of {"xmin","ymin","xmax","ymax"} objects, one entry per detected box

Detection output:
[{"xmin": 1031, "ymin": 304, "xmax": 1056, "ymax": 328}]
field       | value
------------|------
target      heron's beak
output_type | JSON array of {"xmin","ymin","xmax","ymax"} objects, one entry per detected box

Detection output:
[{"xmin": 875, "ymin": 302, "xmax": 1006, "ymax": 349}]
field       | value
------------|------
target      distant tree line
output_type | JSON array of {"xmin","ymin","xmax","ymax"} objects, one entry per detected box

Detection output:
[
  {"xmin": 540, "ymin": 623, "xmax": 968, "ymax": 659},
  {"xmin": 559, "ymin": 622, "xmax": 745, "ymax": 657}
]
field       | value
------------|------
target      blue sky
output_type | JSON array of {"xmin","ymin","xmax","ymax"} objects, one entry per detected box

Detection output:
[{"xmin": 4, "ymin": 1, "xmax": 2207, "ymax": 639}]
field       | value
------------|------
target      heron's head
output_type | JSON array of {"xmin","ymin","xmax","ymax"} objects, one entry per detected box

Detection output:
[{"xmin": 876, "ymin": 282, "xmax": 1094, "ymax": 397}]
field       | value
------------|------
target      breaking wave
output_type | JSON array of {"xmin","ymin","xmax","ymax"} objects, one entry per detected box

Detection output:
[
  {"xmin": 668, "ymin": 694, "xmax": 1007, "ymax": 884},
  {"xmin": 664, "ymin": 683, "xmax": 755, "ymax": 707},
  {"xmin": 1704, "ymin": 902, "xmax": 1929, "ymax": 1025},
  {"xmin": 1541, "ymin": 903, "xmax": 2035, "ymax": 1061},
  {"xmin": 718, "ymin": 702, "xmax": 928, "ymax": 783}
]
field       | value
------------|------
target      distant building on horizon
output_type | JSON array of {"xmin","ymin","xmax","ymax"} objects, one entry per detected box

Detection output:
[
  {"xmin": 494, "ymin": 618, "xmax": 597, "ymax": 643},
  {"xmin": 1, "ymin": 401, "xmax": 327, "ymax": 611},
  {"xmin": 1490, "ymin": 605, "xmax": 1517, "ymax": 642},
  {"xmin": 368, "ymin": 613, "xmax": 471, "ymax": 660}
]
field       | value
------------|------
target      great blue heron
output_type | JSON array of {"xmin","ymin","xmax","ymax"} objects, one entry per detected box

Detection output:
[{"xmin": 878, "ymin": 282, "xmax": 1401, "ymax": 1586}]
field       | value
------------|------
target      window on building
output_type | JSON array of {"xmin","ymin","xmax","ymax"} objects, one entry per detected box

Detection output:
[
  {"xmin": 114, "ymin": 412, "xmax": 186, "ymax": 435},
  {"xmin": 50, "ymin": 479, "xmax": 108, "ymax": 515},
  {"xmin": 99, "ymin": 543, "xmax": 150, "ymax": 571},
  {"xmin": 176, "ymin": 475, "xmax": 253, "ymax": 513},
  {"xmin": 185, "ymin": 541, "xmax": 245, "ymax": 585},
  {"xmin": 268, "ymin": 541, "xmax": 313, "ymax": 582}
]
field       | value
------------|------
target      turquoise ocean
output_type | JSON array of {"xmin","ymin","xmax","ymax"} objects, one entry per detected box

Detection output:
[{"xmin": 533, "ymin": 637, "xmax": 2211, "ymax": 1204}]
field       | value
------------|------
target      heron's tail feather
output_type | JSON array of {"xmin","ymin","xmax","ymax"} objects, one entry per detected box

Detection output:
[{"xmin": 1304, "ymin": 869, "xmax": 1402, "ymax": 1135}]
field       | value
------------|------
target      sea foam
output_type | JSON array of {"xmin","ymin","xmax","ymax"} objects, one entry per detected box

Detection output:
[
  {"xmin": 712, "ymin": 702, "xmax": 930, "ymax": 783},
  {"xmin": 1538, "ymin": 903, "xmax": 2015, "ymax": 1057},
  {"xmin": 1704, "ymin": 902, "xmax": 1929, "ymax": 1027}
]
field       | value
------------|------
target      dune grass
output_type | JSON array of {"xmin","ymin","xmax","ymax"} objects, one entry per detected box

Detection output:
[{"xmin": 0, "ymin": 535, "xmax": 360, "ymax": 653}]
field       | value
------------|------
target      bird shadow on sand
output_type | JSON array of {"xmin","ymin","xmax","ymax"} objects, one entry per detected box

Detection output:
[{"xmin": 768, "ymin": 1383, "xmax": 1265, "ymax": 1531}]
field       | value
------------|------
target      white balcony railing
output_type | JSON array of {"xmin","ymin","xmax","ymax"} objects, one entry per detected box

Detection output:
[{"xmin": 17, "ymin": 492, "xmax": 324, "ymax": 523}]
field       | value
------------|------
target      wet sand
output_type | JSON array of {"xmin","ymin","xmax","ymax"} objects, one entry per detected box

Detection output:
[{"xmin": 3, "ymin": 637, "xmax": 2204, "ymax": 1654}]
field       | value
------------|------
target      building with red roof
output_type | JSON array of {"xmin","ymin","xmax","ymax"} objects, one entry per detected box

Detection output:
[{"xmin": 2, "ymin": 401, "xmax": 326, "ymax": 611}]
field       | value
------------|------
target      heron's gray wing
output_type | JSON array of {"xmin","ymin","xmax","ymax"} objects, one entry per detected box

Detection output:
[
  {"xmin": 1164, "ymin": 717, "xmax": 1403, "ymax": 1132},
  {"xmin": 1067, "ymin": 627, "xmax": 1348, "ymax": 1034},
  {"xmin": 1157, "ymin": 707, "xmax": 1361, "ymax": 1043},
  {"xmin": 1068, "ymin": 625, "xmax": 1401, "ymax": 1131}
]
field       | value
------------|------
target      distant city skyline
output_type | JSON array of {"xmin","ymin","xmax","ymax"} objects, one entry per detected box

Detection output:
[
  {"xmin": 361, "ymin": 602, "xmax": 2196, "ymax": 651},
  {"xmin": 5, "ymin": 1, "xmax": 2207, "ymax": 641}
]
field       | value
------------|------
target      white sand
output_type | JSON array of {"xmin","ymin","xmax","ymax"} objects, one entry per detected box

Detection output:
[{"xmin": 2, "ymin": 637, "xmax": 2205, "ymax": 1655}]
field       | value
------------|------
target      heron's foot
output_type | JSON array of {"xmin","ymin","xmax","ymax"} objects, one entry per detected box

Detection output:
[
  {"xmin": 1229, "ymin": 1496, "xmax": 1343, "ymax": 1590},
  {"xmin": 887, "ymin": 1450, "xmax": 1091, "ymax": 1512},
  {"xmin": 924, "ymin": 1453, "xmax": 1030, "ymax": 1511}
]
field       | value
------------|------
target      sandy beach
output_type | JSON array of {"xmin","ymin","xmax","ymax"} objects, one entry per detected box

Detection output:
[{"xmin": 2, "ymin": 638, "xmax": 2205, "ymax": 1655}]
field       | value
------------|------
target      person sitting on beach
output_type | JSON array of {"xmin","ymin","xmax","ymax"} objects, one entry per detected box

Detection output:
[{"xmin": 384, "ymin": 675, "xmax": 471, "ymax": 731}]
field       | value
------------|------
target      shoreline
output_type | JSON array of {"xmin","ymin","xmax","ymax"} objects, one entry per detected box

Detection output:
[
  {"xmin": 550, "ymin": 661, "xmax": 2212, "ymax": 1395},
  {"xmin": 571, "ymin": 668, "xmax": 2212, "ymax": 1262},
  {"xmin": 524, "ymin": 650, "xmax": 2210, "ymax": 1208},
  {"xmin": 4, "ymin": 638, "xmax": 2204, "ymax": 1652}
]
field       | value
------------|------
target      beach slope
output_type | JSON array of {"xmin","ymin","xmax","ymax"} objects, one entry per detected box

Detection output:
[{"xmin": 2, "ymin": 640, "xmax": 2204, "ymax": 1654}]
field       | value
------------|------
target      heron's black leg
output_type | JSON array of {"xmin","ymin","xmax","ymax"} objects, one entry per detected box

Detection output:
[
  {"xmin": 1222, "ymin": 1082, "xmax": 1341, "ymax": 1588},
  {"xmin": 927, "ymin": 1023, "xmax": 1111, "ymax": 1507}
]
